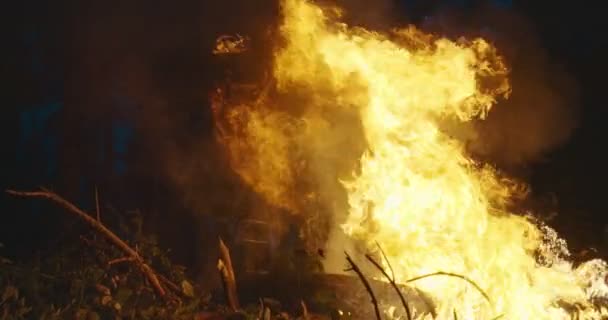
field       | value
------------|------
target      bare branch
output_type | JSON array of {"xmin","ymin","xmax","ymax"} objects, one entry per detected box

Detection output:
[
  {"xmin": 345, "ymin": 251, "xmax": 382, "ymax": 320},
  {"xmin": 375, "ymin": 241, "xmax": 394, "ymax": 281},
  {"xmin": 6, "ymin": 188, "xmax": 167, "ymax": 298},
  {"xmin": 94, "ymin": 186, "xmax": 100, "ymax": 222},
  {"xmin": 406, "ymin": 271, "xmax": 491, "ymax": 304},
  {"xmin": 156, "ymin": 273, "xmax": 182, "ymax": 296},
  {"xmin": 365, "ymin": 254, "xmax": 412, "ymax": 320}
]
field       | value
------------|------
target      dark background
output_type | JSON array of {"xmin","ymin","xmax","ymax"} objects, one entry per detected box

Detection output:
[{"xmin": 1, "ymin": 0, "xmax": 607, "ymax": 274}]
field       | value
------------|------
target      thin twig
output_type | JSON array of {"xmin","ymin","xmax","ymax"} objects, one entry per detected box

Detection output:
[
  {"xmin": 94, "ymin": 186, "xmax": 100, "ymax": 222},
  {"xmin": 406, "ymin": 271, "xmax": 491, "ymax": 304},
  {"xmin": 108, "ymin": 257, "xmax": 134, "ymax": 265},
  {"xmin": 365, "ymin": 254, "xmax": 412, "ymax": 320},
  {"xmin": 375, "ymin": 241, "xmax": 394, "ymax": 281},
  {"xmin": 156, "ymin": 273, "xmax": 182, "ymax": 296},
  {"xmin": 345, "ymin": 252, "xmax": 382, "ymax": 320},
  {"xmin": 6, "ymin": 188, "xmax": 167, "ymax": 298}
]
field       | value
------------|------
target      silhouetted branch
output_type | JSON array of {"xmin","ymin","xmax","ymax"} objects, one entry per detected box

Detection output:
[
  {"xmin": 345, "ymin": 251, "xmax": 382, "ymax": 320},
  {"xmin": 375, "ymin": 241, "xmax": 394, "ymax": 281},
  {"xmin": 94, "ymin": 185, "xmax": 100, "ymax": 222},
  {"xmin": 365, "ymin": 253, "xmax": 412, "ymax": 320},
  {"xmin": 6, "ymin": 188, "xmax": 167, "ymax": 299},
  {"xmin": 406, "ymin": 271, "xmax": 491, "ymax": 304}
]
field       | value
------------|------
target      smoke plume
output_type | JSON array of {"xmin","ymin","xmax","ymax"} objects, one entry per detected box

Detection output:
[{"xmin": 419, "ymin": 3, "xmax": 580, "ymax": 167}]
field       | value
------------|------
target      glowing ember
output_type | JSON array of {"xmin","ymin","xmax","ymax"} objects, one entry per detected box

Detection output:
[{"xmin": 214, "ymin": 0, "xmax": 608, "ymax": 318}]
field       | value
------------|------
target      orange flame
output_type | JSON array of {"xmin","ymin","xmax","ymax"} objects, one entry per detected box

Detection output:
[{"xmin": 213, "ymin": 0, "xmax": 608, "ymax": 318}]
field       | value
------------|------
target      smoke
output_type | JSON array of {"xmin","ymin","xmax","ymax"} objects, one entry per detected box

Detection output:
[
  {"xmin": 418, "ymin": 3, "xmax": 580, "ymax": 167},
  {"xmin": 61, "ymin": 0, "xmax": 581, "ymax": 283}
]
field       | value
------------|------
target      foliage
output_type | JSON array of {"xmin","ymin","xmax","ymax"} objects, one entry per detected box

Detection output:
[{"xmin": 0, "ymin": 209, "xmax": 210, "ymax": 320}]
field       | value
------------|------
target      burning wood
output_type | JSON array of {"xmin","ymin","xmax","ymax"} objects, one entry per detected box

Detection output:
[{"xmin": 210, "ymin": 0, "xmax": 608, "ymax": 318}]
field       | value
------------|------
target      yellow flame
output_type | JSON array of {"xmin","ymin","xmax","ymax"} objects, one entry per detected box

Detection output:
[{"xmin": 213, "ymin": 0, "xmax": 608, "ymax": 318}]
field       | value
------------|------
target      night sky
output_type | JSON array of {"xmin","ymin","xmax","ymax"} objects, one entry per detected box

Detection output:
[{"xmin": 2, "ymin": 0, "xmax": 608, "ymax": 268}]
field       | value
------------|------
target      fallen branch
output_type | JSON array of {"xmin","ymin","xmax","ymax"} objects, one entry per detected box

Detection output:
[
  {"xmin": 345, "ymin": 252, "xmax": 382, "ymax": 320},
  {"xmin": 365, "ymin": 253, "xmax": 412, "ymax": 320},
  {"xmin": 6, "ymin": 188, "xmax": 167, "ymax": 298},
  {"xmin": 406, "ymin": 271, "xmax": 491, "ymax": 304},
  {"xmin": 218, "ymin": 238, "xmax": 240, "ymax": 311}
]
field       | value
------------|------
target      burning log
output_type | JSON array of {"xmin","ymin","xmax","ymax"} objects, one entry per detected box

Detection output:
[
  {"xmin": 6, "ymin": 188, "xmax": 168, "ymax": 299},
  {"xmin": 218, "ymin": 237, "xmax": 240, "ymax": 311}
]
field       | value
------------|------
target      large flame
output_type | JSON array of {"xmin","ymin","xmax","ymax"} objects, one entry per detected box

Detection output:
[{"xmin": 213, "ymin": 0, "xmax": 608, "ymax": 318}]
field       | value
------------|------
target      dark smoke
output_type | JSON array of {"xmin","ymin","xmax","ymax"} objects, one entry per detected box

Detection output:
[{"xmin": 58, "ymin": 0, "xmax": 279, "ymax": 285}]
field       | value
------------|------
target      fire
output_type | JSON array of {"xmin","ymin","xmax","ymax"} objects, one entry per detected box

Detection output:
[{"xmin": 213, "ymin": 0, "xmax": 608, "ymax": 318}]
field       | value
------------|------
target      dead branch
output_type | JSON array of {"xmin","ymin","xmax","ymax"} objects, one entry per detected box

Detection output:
[
  {"xmin": 345, "ymin": 252, "xmax": 382, "ymax": 320},
  {"xmin": 6, "ymin": 188, "xmax": 167, "ymax": 298},
  {"xmin": 365, "ymin": 253, "xmax": 412, "ymax": 320},
  {"xmin": 406, "ymin": 271, "xmax": 491, "ymax": 304},
  {"xmin": 374, "ymin": 241, "xmax": 394, "ymax": 281},
  {"xmin": 157, "ymin": 273, "xmax": 183, "ymax": 296},
  {"xmin": 218, "ymin": 237, "xmax": 240, "ymax": 311},
  {"xmin": 94, "ymin": 186, "xmax": 101, "ymax": 222}
]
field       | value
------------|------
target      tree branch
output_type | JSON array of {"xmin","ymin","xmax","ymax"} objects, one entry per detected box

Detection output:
[
  {"xmin": 406, "ymin": 271, "xmax": 491, "ymax": 304},
  {"xmin": 345, "ymin": 252, "xmax": 382, "ymax": 320},
  {"xmin": 6, "ymin": 188, "xmax": 167, "ymax": 298},
  {"xmin": 365, "ymin": 253, "xmax": 412, "ymax": 320}
]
